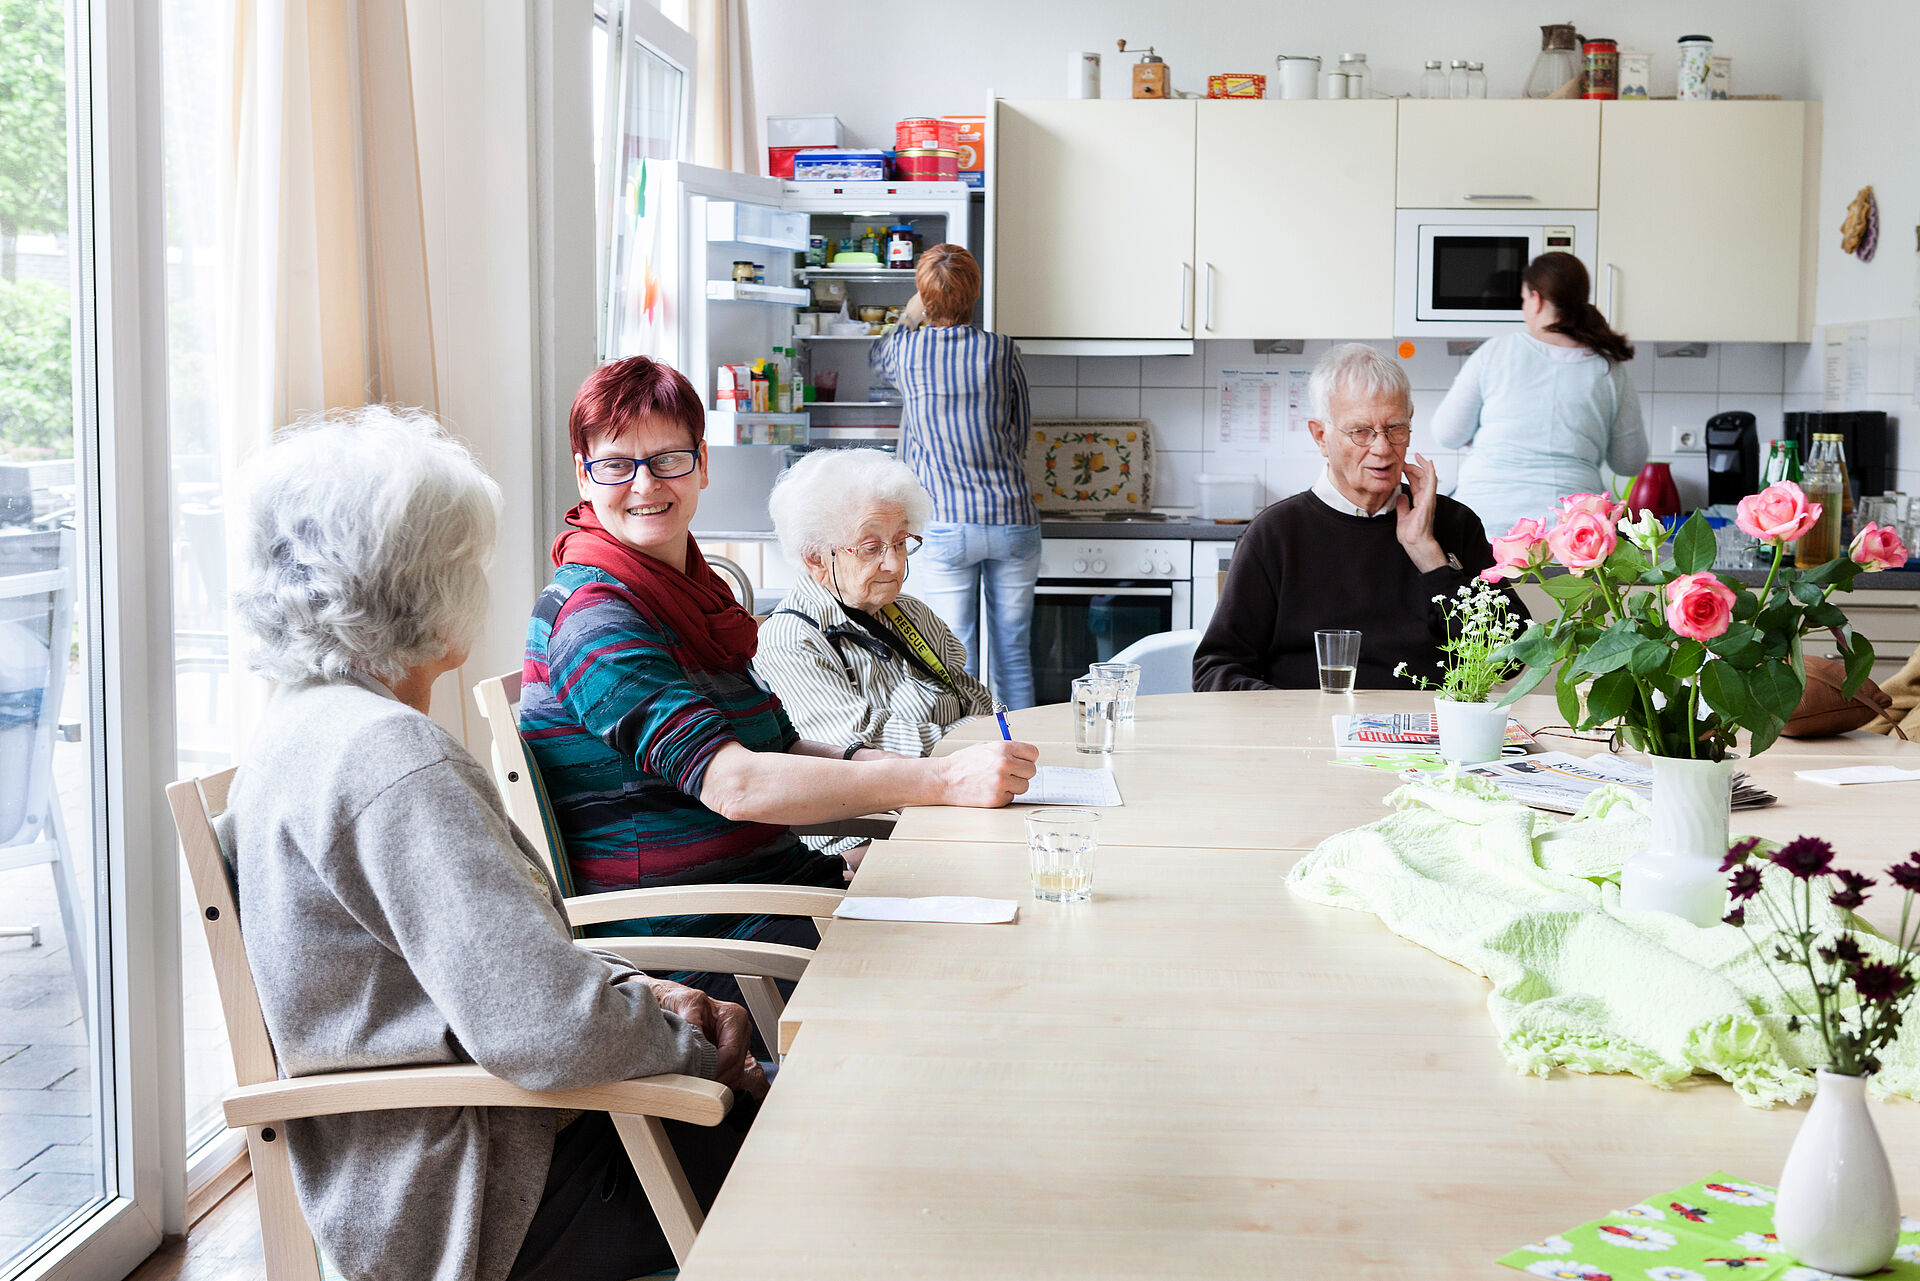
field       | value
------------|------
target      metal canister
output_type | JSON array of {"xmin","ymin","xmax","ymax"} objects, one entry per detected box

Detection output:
[
  {"xmin": 1677, "ymin": 35, "xmax": 1713, "ymax": 100},
  {"xmin": 1581, "ymin": 39, "xmax": 1618, "ymax": 99},
  {"xmin": 1273, "ymin": 54, "xmax": 1320, "ymax": 99}
]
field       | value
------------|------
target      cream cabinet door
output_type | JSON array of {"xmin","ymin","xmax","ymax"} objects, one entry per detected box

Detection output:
[
  {"xmin": 1194, "ymin": 101, "xmax": 1395, "ymax": 339},
  {"xmin": 1597, "ymin": 102, "xmax": 1810, "ymax": 342},
  {"xmin": 992, "ymin": 100, "xmax": 1196, "ymax": 339},
  {"xmin": 1397, "ymin": 101, "xmax": 1600, "ymax": 209}
]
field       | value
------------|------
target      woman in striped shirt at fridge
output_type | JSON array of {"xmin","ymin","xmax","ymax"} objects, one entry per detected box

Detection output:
[{"xmin": 870, "ymin": 243, "xmax": 1042, "ymax": 708}]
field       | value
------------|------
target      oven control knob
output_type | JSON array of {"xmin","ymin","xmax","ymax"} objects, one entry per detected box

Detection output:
[
  {"xmin": 1139, "ymin": 558, "xmax": 1154, "ymax": 574},
  {"xmin": 1091, "ymin": 559, "xmax": 1106, "ymax": 574},
  {"xmin": 1072, "ymin": 558, "xmax": 1088, "ymax": 573},
  {"xmin": 1156, "ymin": 560, "xmax": 1174, "ymax": 575}
]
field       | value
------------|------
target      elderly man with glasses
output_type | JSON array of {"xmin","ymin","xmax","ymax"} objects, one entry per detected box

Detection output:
[
  {"xmin": 756, "ymin": 448, "xmax": 996, "ymax": 760},
  {"xmin": 1193, "ymin": 343, "xmax": 1516, "ymax": 692}
]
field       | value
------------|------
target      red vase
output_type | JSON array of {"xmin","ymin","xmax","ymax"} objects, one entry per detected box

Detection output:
[{"xmin": 1626, "ymin": 462, "xmax": 1681, "ymax": 519}]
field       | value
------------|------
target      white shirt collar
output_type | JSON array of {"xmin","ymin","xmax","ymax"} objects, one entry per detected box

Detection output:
[{"xmin": 1311, "ymin": 467, "xmax": 1394, "ymax": 518}]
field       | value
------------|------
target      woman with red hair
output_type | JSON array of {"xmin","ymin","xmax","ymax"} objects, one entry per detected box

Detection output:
[{"xmin": 518, "ymin": 357, "xmax": 1036, "ymax": 1029}]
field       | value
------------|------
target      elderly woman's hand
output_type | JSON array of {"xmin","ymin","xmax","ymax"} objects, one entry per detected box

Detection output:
[
  {"xmin": 936, "ymin": 740, "xmax": 1039, "ymax": 808},
  {"xmin": 647, "ymin": 979, "xmax": 769, "ymax": 1100}
]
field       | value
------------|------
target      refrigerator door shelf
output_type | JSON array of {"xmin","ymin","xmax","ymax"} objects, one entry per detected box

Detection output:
[
  {"xmin": 704, "ymin": 201, "xmax": 809, "ymax": 251},
  {"xmin": 705, "ymin": 281, "xmax": 809, "ymax": 306},
  {"xmin": 709, "ymin": 410, "xmax": 810, "ymax": 447}
]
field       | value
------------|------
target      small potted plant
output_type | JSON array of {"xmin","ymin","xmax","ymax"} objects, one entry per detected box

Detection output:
[
  {"xmin": 1394, "ymin": 578, "xmax": 1521, "ymax": 764},
  {"xmin": 1722, "ymin": 837, "xmax": 1920, "ymax": 1273}
]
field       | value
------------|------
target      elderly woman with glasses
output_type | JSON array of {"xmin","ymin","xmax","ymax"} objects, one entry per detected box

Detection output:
[
  {"xmin": 519, "ymin": 358, "xmax": 1037, "ymax": 1012},
  {"xmin": 225, "ymin": 408, "xmax": 764, "ymax": 1281},
  {"xmin": 754, "ymin": 449, "xmax": 995, "ymax": 758}
]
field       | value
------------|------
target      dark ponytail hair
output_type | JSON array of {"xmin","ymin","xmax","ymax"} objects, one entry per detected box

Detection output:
[{"xmin": 1522, "ymin": 251, "xmax": 1634, "ymax": 365}]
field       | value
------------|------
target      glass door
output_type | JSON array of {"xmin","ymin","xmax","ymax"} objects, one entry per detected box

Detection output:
[{"xmin": 1029, "ymin": 584, "xmax": 1179, "ymax": 707}]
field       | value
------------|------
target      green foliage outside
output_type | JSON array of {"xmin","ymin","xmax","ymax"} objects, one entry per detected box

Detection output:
[
  {"xmin": 0, "ymin": 0, "xmax": 72, "ymax": 456},
  {"xmin": 0, "ymin": 277, "xmax": 72, "ymax": 454}
]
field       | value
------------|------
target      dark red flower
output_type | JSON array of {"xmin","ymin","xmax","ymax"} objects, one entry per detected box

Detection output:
[
  {"xmin": 1770, "ymin": 837, "xmax": 1836, "ymax": 880},
  {"xmin": 1721, "ymin": 837, "xmax": 1762, "ymax": 873},
  {"xmin": 1829, "ymin": 868, "xmax": 1876, "ymax": 911},
  {"xmin": 1890, "ymin": 855, "xmax": 1920, "ymax": 893},
  {"xmin": 1727, "ymin": 864, "xmax": 1765, "ymax": 902},
  {"xmin": 1832, "ymin": 935, "xmax": 1866, "ymax": 966},
  {"xmin": 1723, "ymin": 906, "xmax": 1747, "ymax": 927},
  {"xmin": 1852, "ymin": 961, "xmax": 1913, "ymax": 1004}
]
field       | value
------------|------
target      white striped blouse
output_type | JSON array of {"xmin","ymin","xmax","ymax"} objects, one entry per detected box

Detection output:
[{"xmin": 870, "ymin": 323, "xmax": 1040, "ymax": 526}]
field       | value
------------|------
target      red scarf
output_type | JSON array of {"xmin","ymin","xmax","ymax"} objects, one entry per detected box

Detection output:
[{"xmin": 551, "ymin": 502, "xmax": 759, "ymax": 671}]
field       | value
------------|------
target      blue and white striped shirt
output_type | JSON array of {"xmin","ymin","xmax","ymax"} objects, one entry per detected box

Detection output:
[{"xmin": 871, "ymin": 324, "xmax": 1039, "ymax": 526}]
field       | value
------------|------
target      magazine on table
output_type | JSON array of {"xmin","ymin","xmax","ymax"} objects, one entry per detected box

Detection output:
[
  {"xmin": 1332, "ymin": 711, "xmax": 1539, "ymax": 757},
  {"xmin": 1406, "ymin": 750, "xmax": 1777, "ymax": 814}
]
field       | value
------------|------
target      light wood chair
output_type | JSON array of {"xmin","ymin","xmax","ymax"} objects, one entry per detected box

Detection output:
[
  {"xmin": 166, "ymin": 769, "xmax": 739, "ymax": 1278},
  {"xmin": 472, "ymin": 670, "xmax": 846, "ymax": 1047}
]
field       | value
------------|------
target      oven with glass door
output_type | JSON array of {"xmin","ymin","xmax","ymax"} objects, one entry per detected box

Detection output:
[
  {"xmin": 1028, "ymin": 538, "xmax": 1192, "ymax": 707},
  {"xmin": 1394, "ymin": 208, "xmax": 1598, "ymax": 337}
]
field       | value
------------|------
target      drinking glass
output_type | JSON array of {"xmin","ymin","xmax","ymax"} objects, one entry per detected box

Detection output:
[
  {"xmin": 1089, "ymin": 661, "xmax": 1141, "ymax": 722},
  {"xmin": 1314, "ymin": 629, "xmax": 1361, "ymax": 694},
  {"xmin": 1072, "ymin": 675, "xmax": 1119, "ymax": 754},
  {"xmin": 1026, "ymin": 809, "xmax": 1098, "ymax": 902}
]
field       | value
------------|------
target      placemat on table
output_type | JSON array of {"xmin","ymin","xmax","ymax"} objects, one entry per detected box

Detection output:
[{"xmin": 1500, "ymin": 1169, "xmax": 1920, "ymax": 1279}]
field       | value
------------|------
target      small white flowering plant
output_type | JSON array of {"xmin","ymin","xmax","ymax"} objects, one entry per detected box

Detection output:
[{"xmin": 1393, "ymin": 579, "xmax": 1522, "ymax": 705}]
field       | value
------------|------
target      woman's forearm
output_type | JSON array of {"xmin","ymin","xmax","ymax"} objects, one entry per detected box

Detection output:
[{"xmin": 699, "ymin": 742, "xmax": 946, "ymax": 823}]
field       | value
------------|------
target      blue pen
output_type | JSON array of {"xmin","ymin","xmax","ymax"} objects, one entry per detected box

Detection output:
[{"xmin": 995, "ymin": 711, "xmax": 1012, "ymax": 741}]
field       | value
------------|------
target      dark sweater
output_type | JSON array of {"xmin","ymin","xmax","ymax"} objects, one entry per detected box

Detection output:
[{"xmin": 1192, "ymin": 490, "xmax": 1508, "ymax": 692}]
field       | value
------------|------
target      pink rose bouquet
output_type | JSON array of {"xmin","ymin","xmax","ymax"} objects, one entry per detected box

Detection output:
[
  {"xmin": 1494, "ymin": 489, "xmax": 1884, "ymax": 760},
  {"xmin": 1850, "ymin": 522, "xmax": 1910, "ymax": 572}
]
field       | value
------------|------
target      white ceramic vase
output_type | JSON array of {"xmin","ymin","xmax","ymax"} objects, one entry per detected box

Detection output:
[
  {"xmin": 1774, "ymin": 1069, "xmax": 1900, "ymax": 1273},
  {"xmin": 1433, "ymin": 697, "xmax": 1507, "ymax": 764},
  {"xmin": 1618, "ymin": 754, "xmax": 1731, "ymax": 926}
]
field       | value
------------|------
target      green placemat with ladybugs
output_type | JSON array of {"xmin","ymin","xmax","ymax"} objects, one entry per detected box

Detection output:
[{"xmin": 1500, "ymin": 1171, "xmax": 1920, "ymax": 1280}]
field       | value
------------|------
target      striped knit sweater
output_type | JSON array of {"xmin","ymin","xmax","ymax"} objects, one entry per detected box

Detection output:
[{"xmin": 519, "ymin": 563, "xmax": 843, "ymax": 938}]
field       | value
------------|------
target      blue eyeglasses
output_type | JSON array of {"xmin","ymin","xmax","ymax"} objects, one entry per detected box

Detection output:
[{"xmin": 582, "ymin": 450, "xmax": 699, "ymax": 484}]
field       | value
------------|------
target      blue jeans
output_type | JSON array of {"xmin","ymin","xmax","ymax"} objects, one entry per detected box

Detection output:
[{"xmin": 912, "ymin": 522, "xmax": 1041, "ymax": 710}]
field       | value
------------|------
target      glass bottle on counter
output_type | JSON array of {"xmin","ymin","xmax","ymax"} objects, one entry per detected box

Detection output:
[
  {"xmin": 1447, "ymin": 59, "xmax": 1469, "ymax": 98},
  {"xmin": 1761, "ymin": 438, "xmax": 1801, "ymax": 486},
  {"xmin": 1796, "ymin": 435, "xmax": 1844, "ymax": 568},
  {"xmin": 1826, "ymin": 432, "xmax": 1855, "ymax": 545},
  {"xmin": 1465, "ymin": 61, "xmax": 1488, "ymax": 98},
  {"xmin": 1419, "ymin": 60, "xmax": 1447, "ymax": 98}
]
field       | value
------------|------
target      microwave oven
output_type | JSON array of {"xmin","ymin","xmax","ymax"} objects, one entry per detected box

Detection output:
[{"xmin": 1393, "ymin": 208, "xmax": 1599, "ymax": 337}]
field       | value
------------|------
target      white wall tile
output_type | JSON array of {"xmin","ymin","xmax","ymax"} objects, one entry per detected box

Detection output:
[
  {"xmin": 1869, "ymin": 319, "xmax": 1905, "ymax": 396},
  {"xmin": 1652, "ymin": 347, "xmax": 1720, "ymax": 392},
  {"xmin": 1784, "ymin": 341, "xmax": 1824, "ymax": 396},
  {"xmin": 1029, "ymin": 385, "xmax": 1076, "ymax": 419},
  {"xmin": 1619, "ymin": 350, "xmax": 1655, "ymax": 393},
  {"xmin": 1391, "ymin": 338, "xmax": 1464, "ymax": 391},
  {"xmin": 1077, "ymin": 356, "xmax": 1141, "ymax": 387},
  {"xmin": 1718, "ymin": 343, "xmax": 1786, "ymax": 394},
  {"xmin": 1140, "ymin": 387, "xmax": 1204, "ymax": 453},
  {"xmin": 1022, "ymin": 354, "xmax": 1077, "ymax": 386},
  {"xmin": 1265, "ymin": 456, "xmax": 1321, "ymax": 501},
  {"xmin": 1154, "ymin": 449, "xmax": 1202, "ymax": 508},
  {"xmin": 1645, "ymin": 392, "xmax": 1720, "ymax": 455},
  {"xmin": 1076, "ymin": 387, "xmax": 1140, "ymax": 419},
  {"xmin": 1408, "ymin": 389, "xmax": 1450, "ymax": 453},
  {"xmin": 1141, "ymin": 351, "xmax": 1205, "ymax": 388},
  {"xmin": 1783, "ymin": 392, "xmax": 1822, "ymax": 416},
  {"xmin": 1714, "ymin": 394, "xmax": 1786, "ymax": 444}
]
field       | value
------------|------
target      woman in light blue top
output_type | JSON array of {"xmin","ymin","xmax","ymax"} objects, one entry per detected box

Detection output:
[{"xmin": 1431, "ymin": 252, "xmax": 1648, "ymax": 539}]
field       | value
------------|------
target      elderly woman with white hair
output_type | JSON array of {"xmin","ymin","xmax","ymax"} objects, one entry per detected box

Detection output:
[
  {"xmin": 755, "ymin": 448, "xmax": 996, "ymax": 756},
  {"xmin": 225, "ymin": 407, "xmax": 763, "ymax": 1281}
]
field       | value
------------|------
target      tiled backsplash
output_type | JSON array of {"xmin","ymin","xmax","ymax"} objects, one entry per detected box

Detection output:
[{"xmin": 1024, "ymin": 327, "xmax": 1919, "ymax": 514}]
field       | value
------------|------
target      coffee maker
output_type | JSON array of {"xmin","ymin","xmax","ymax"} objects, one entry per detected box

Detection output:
[{"xmin": 1704, "ymin": 411, "xmax": 1759, "ymax": 505}]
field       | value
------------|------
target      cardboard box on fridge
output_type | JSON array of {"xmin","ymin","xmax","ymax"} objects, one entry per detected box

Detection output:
[{"xmin": 943, "ymin": 115, "xmax": 985, "ymax": 188}]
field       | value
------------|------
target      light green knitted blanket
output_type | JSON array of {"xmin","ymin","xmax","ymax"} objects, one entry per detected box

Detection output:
[{"xmin": 1286, "ymin": 772, "xmax": 1920, "ymax": 1106}]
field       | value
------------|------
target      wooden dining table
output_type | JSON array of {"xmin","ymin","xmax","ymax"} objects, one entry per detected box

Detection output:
[{"xmin": 677, "ymin": 691, "xmax": 1920, "ymax": 1279}]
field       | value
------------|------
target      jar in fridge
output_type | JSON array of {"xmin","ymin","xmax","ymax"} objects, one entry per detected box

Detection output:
[
  {"xmin": 886, "ymin": 224, "xmax": 919, "ymax": 269},
  {"xmin": 731, "ymin": 260, "xmax": 755, "ymax": 282}
]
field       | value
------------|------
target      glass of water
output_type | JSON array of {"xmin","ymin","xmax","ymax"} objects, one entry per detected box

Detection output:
[
  {"xmin": 1026, "ymin": 808, "xmax": 1098, "ymax": 902},
  {"xmin": 1089, "ymin": 661, "xmax": 1141, "ymax": 722},
  {"xmin": 1072, "ymin": 675, "xmax": 1119, "ymax": 753},
  {"xmin": 1314, "ymin": 629, "xmax": 1361, "ymax": 694}
]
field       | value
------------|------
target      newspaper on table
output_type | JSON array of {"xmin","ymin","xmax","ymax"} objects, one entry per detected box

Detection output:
[
  {"xmin": 1409, "ymin": 750, "xmax": 1776, "ymax": 814},
  {"xmin": 1333, "ymin": 712, "xmax": 1538, "ymax": 757}
]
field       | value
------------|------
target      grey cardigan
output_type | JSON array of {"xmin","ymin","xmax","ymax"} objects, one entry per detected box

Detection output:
[{"xmin": 227, "ymin": 677, "xmax": 717, "ymax": 1281}]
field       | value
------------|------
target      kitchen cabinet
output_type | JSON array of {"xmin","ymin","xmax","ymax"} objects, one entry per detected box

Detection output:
[
  {"xmin": 1597, "ymin": 101, "xmax": 1814, "ymax": 342},
  {"xmin": 1195, "ymin": 101, "xmax": 1395, "ymax": 339},
  {"xmin": 1397, "ymin": 101, "xmax": 1600, "ymax": 210},
  {"xmin": 1834, "ymin": 589, "xmax": 1920, "ymax": 685},
  {"xmin": 993, "ymin": 101, "xmax": 1197, "ymax": 339}
]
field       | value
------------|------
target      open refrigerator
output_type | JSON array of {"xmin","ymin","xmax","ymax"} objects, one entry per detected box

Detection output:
[{"xmin": 602, "ymin": 160, "xmax": 971, "ymax": 536}]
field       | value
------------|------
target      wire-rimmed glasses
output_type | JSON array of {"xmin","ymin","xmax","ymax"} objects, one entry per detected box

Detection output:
[{"xmin": 831, "ymin": 534, "xmax": 924, "ymax": 565}]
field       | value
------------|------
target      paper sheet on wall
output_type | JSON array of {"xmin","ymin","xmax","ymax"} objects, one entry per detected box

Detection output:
[
  {"xmin": 1844, "ymin": 322, "xmax": 1870, "ymax": 410},
  {"xmin": 1014, "ymin": 766, "xmax": 1124, "ymax": 807},
  {"xmin": 1823, "ymin": 330, "xmax": 1845, "ymax": 410},
  {"xmin": 1282, "ymin": 368, "xmax": 1319, "ymax": 456},
  {"xmin": 1216, "ymin": 369, "xmax": 1283, "ymax": 447}
]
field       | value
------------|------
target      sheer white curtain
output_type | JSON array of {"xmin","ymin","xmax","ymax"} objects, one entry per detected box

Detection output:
[
  {"xmin": 686, "ymin": 0, "xmax": 757, "ymax": 173},
  {"xmin": 216, "ymin": 0, "xmax": 438, "ymax": 744}
]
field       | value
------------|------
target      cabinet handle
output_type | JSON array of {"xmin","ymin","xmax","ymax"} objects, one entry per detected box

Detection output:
[
  {"xmin": 1179, "ymin": 263, "xmax": 1192, "ymax": 332},
  {"xmin": 1462, "ymin": 194, "xmax": 1536, "ymax": 201},
  {"xmin": 1204, "ymin": 263, "xmax": 1216, "ymax": 332},
  {"xmin": 1604, "ymin": 262, "xmax": 1620, "ymax": 323}
]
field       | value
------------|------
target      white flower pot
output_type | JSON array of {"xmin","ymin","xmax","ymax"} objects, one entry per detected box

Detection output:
[
  {"xmin": 1774, "ymin": 1069, "xmax": 1900, "ymax": 1273},
  {"xmin": 1433, "ymin": 697, "xmax": 1507, "ymax": 764},
  {"xmin": 1618, "ymin": 754, "xmax": 1731, "ymax": 927}
]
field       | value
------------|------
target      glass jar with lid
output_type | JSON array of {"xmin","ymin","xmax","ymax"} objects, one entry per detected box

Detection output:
[
  {"xmin": 1337, "ymin": 53, "xmax": 1369, "ymax": 99},
  {"xmin": 1447, "ymin": 59, "xmax": 1469, "ymax": 98},
  {"xmin": 1465, "ymin": 61, "xmax": 1488, "ymax": 97},
  {"xmin": 1419, "ymin": 60, "xmax": 1447, "ymax": 99}
]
